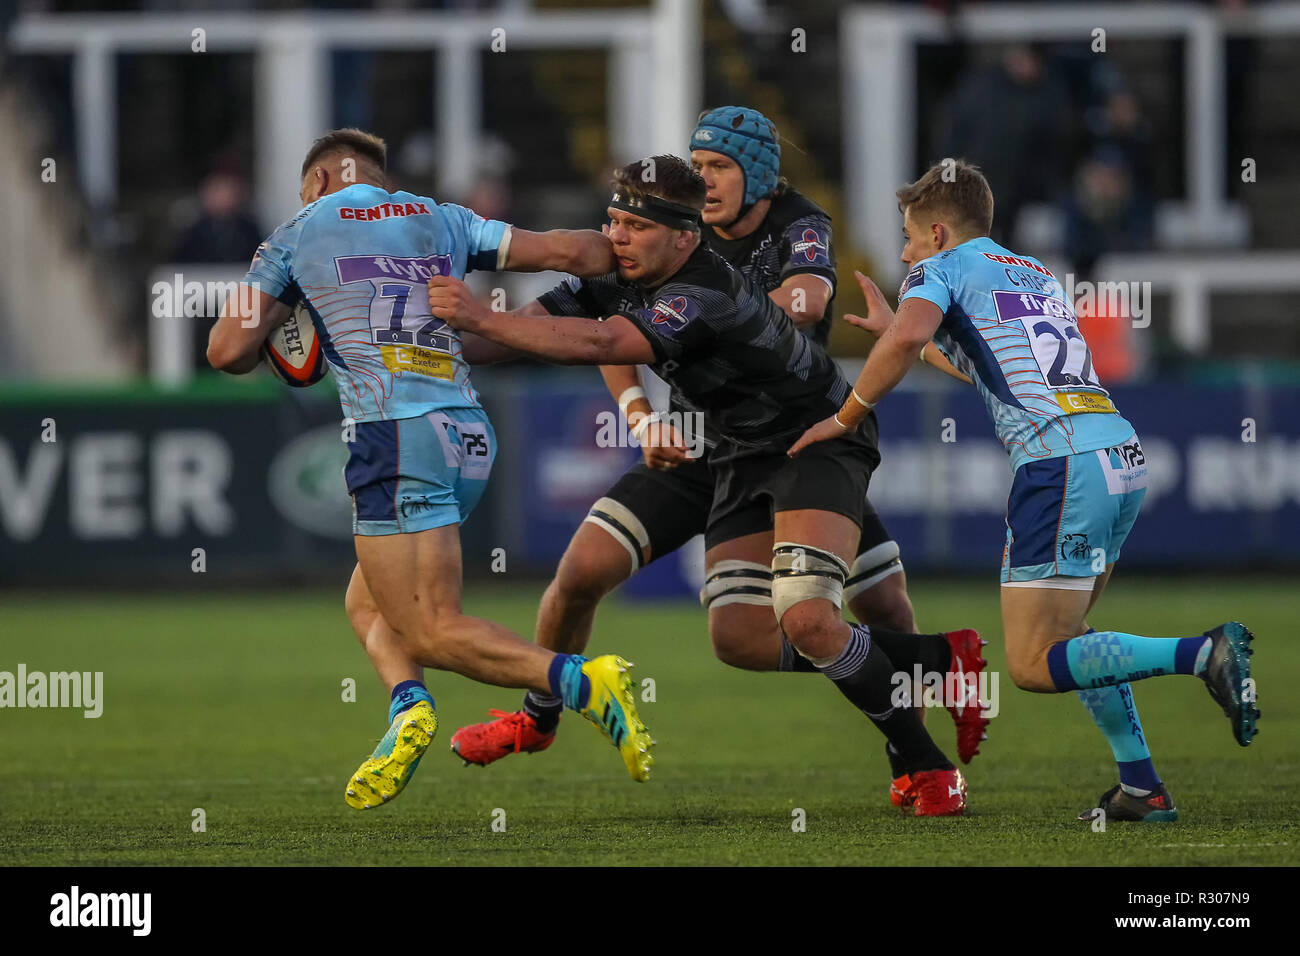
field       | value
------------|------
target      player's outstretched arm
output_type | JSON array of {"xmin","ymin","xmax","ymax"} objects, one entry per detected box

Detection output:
[
  {"xmin": 848, "ymin": 312, "xmax": 970, "ymax": 384},
  {"xmin": 841, "ymin": 270, "xmax": 970, "ymax": 384},
  {"xmin": 846, "ymin": 292, "xmax": 944, "ymax": 404},
  {"xmin": 503, "ymin": 228, "xmax": 616, "ymax": 277},
  {"xmin": 459, "ymin": 331, "xmax": 520, "ymax": 365},
  {"xmin": 458, "ymin": 299, "xmax": 553, "ymax": 364},
  {"xmin": 788, "ymin": 282, "xmax": 942, "ymax": 457},
  {"xmin": 769, "ymin": 275, "xmax": 831, "ymax": 330},
  {"xmin": 207, "ymin": 285, "xmax": 291, "ymax": 374},
  {"xmin": 430, "ymin": 276, "xmax": 654, "ymax": 366}
]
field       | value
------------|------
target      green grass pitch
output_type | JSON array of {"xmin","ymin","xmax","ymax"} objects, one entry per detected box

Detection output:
[{"xmin": 1, "ymin": 577, "xmax": 1295, "ymax": 866}]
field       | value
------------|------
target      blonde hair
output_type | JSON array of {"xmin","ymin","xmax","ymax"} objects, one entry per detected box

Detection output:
[{"xmin": 896, "ymin": 159, "xmax": 994, "ymax": 237}]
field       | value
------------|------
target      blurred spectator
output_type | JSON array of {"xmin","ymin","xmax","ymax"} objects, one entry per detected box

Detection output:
[
  {"xmin": 391, "ymin": 129, "xmax": 438, "ymax": 197},
  {"xmin": 168, "ymin": 160, "xmax": 262, "ymax": 265},
  {"xmin": 1086, "ymin": 90, "xmax": 1154, "ymax": 200},
  {"xmin": 168, "ymin": 160, "xmax": 263, "ymax": 374},
  {"xmin": 463, "ymin": 176, "xmax": 512, "ymax": 223},
  {"xmin": 1062, "ymin": 145, "xmax": 1154, "ymax": 277},
  {"xmin": 1064, "ymin": 143, "xmax": 1155, "ymax": 385},
  {"xmin": 938, "ymin": 42, "xmax": 1067, "ymax": 245}
]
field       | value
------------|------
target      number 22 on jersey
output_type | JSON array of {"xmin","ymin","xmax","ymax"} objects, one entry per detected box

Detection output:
[{"xmin": 992, "ymin": 290, "xmax": 1102, "ymax": 391}]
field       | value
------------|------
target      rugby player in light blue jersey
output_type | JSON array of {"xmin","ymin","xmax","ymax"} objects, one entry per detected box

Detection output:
[
  {"xmin": 207, "ymin": 129, "xmax": 654, "ymax": 809},
  {"xmin": 790, "ymin": 159, "xmax": 1259, "ymax": 822}
]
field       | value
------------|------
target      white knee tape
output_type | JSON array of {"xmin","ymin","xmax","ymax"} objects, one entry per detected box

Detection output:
[
  {"xmin": 699, "ymin": 560, "xmax": 773, "ymax": 610},
  {"xmin": 844, "ymin": 540, "xmax": 903, "ymax": 601},
  {"xmin": 583, "ymin": 497, "xmax": 651, "ymax": 571},
  {"xmin": 770, "ymin": 542, "xmax": 849, "ymax": 622}
]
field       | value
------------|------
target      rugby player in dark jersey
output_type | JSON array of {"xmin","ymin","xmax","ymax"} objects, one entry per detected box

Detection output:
[
  {"xmin": 428, "ymin": 154, "xmax": 971, "ymax": 814},
  {"xmin": 448, "ymin": 111, "xmax": 988, "ymax": 810}
]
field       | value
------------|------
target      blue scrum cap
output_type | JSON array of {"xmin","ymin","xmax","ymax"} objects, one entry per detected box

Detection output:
[{"xmin": 689, "ymin": 106, "xmax": 781, "ymax": 209}]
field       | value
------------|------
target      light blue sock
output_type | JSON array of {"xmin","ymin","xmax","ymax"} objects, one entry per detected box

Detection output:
[
  {"xmin": 388, "ymin": 680, "xmax": 434, "ymax": 723},
  {"xmin": 548, "ymin": 654, "xmax": 591, "ymax": 711},
  {"xmin": 1047, "ymin": 631, "xmax": 1211, "ymax": 691},
  {"xmin": 1076, "ymin": 683, "xmax": 1160, "ymax": 794}
]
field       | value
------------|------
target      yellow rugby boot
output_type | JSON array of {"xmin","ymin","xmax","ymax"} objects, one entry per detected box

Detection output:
[
  {"xmin": 576, "ymin": 655, "xmax": 654, "ymax": 782},
  {"xmin": 344, "ymin": 699, "xmax": 437, "ymax": 810}
]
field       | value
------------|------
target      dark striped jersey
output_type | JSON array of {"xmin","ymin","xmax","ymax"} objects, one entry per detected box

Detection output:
[
  {"xmin": 537, "ymin": 242, "xmax": 853, "ymax": 454},
  {"xmin": 701, "ymin": 187, "xmax": 837, "ymax": 348}
]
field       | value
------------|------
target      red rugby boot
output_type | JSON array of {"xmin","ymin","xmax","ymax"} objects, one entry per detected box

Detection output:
[
  {"xmin": 890, "ymin": 773, "xmax": 919, "ymax": 809},
  {"xmin": 450, "ymin": 709, "xmax": 557, "ymax": 766},
  {"xmin": 912, "ymin": 768, "xmax": 967, "ymax": 817},
  {"xmin": 943, "ymin": 629, "xmax": 991, "ymax": 764}
]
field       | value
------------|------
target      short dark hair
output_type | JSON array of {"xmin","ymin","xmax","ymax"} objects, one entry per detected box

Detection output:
[
  {"xmin": 612, "ymin": 154, "xmax": 707, "ymax": 224},
  {"xmin": 300, "ymin": 128, "xmax": 387, "ymax": 180},
  {"xmin": 896, "ymin": 159, "xmax": 994, "ymax": 237}
]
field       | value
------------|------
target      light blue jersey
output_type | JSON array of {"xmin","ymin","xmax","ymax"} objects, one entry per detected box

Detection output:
[
  {"xmin": 899, "ymin": 237, "xmax": 1135, "ymax": 470},
  {"xmin": 243, "ymin": 183, "xmax": 510, "ymax": 423}
]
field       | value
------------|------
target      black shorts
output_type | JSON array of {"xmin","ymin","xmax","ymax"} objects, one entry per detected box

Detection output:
[
  {"xmin": 707, "ymin": 426, "xmax": 879, "ymax": 550},
  {"xmin": 589, "ymin": 455, "xmax": 714, "ymax": 569},
  {"xmin": 591, "ymin": 425, "xmax": 895, "ymax": 570}
]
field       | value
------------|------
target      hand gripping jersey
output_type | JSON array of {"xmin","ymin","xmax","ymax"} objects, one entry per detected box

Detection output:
[
  {"xmin": 242, "ymin": 183, "xmax": 511, "ymax": 423},
  {"xmin": 538, "ymin": 243, "xmax": 856, "ymax": 455},
  {"xmin": 899, "ymin": 237, "xmax": 1136, "ymax": 470}
]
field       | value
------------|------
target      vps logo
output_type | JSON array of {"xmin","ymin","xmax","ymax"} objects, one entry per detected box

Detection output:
[
  {"xmin": 792, "ymin": 228, "xmax": 829, "ymax": 265},
  {"xmin": 647, "ymin": 295, "xmax": 698, "ymax": 332}
]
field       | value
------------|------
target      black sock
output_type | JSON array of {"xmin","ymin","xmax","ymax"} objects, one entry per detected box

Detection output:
[
  {"xmin": 522, "ymin": 690, "xmax": 562, "ymax": 733},
  {"xmin": 778, "ymin": 638, "xmax": 819, "ymax": 673},
  {"xmin": 864, "ymin": 627, "xmax": 951, "ymax": 675},
  {"xmin": 817, "ymin": 624, "xmax": 953, "ymax": 775},
  {"xmin": 885, "ymin": 742, "xmax": 908, "ymax": 779}
]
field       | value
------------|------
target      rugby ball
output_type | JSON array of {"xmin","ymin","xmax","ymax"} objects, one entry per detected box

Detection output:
[{"xmin": 263, "ymin": 301, "xmax": 326, "ymax": 387}]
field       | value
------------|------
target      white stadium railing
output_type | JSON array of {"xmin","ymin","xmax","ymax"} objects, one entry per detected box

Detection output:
[
  {"xmin": 9, "ymin": 1, "xmax": 703, "ymax": 232},
  {"xmin": 146, "ymin": 263, "xmax": 245, "ymax": 387},
  {"xmin": 11, "ymin": 1, "xmax": 702, "ymax": 387},
  {"xmin": 11, "ymin": 3, "xmax": 1300, "ymax": 384},
  {"xmin": 1090, "ymin": 251, "xmax": 1300, "ymax": 354},
  {"xmin": 842, "ymin": 2, "xmax": 1300, "ymax": 274}
]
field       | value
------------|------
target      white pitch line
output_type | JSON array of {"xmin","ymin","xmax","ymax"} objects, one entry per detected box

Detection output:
[{"xmin": 1159, "ymin": 842, "xmax": 1289, "ymax": 848}]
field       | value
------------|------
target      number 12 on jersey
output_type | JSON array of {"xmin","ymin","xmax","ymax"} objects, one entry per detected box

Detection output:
[{"xmin": 371, "ymin": 283, "xmax": 455, "ymax": 353}]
